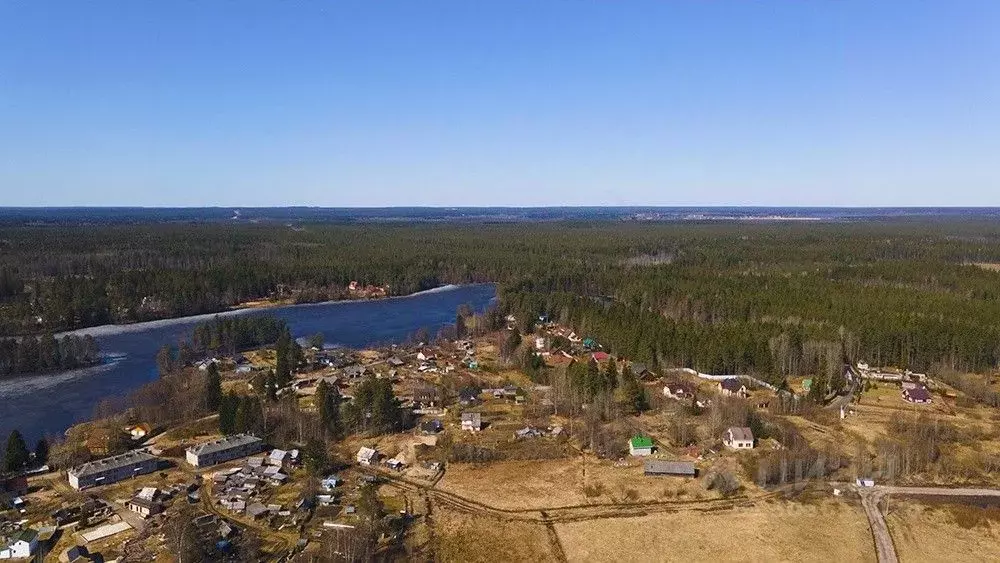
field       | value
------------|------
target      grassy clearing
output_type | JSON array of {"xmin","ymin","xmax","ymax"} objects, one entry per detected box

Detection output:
[
  {"xmin": 886, "ymin": 499, "xmax": 1000, "ymax": 563},
  {"xmin": 432, "ymin": 507, "xmax": 557, "ymax": 562},
  {"xmin": 555, "ymin": 498, "xmax": 875, "ymax": 562}
]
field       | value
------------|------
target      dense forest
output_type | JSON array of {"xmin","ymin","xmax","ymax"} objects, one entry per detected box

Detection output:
[
  {"xmin": 4, "ymin": 220, "xmax": 1000, "ymax": 380},
  {"xmin": 0, "ymin": 333, "xmax": 100, "ymax": 377}
]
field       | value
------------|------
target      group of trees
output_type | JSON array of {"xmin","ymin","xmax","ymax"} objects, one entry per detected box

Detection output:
[
  {"xmin": 3, "ymin": 430, "xmax": 48, "ymax": 472},
  {"xmin": 0, "ymin": 333, "xmax": 99, "ymax": 377},
  {"xmin": 156, "ymin": 315, "xmax": 287, "ymax": 376},
  {"xmin": 190, "ymin": 315, "xmax": 286, "ymax": 357}
]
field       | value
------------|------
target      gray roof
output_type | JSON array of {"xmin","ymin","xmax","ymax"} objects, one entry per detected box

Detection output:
[
  {"xmin": 727, "ymin": 427, "xmax": 754, "ymax": 441},
  {"xmin": 187, "ymin": 434, "xmax": 262, "ymax": 456},
  {"xmin": 69, "ymin": 450, "xmax": 158, "ymax": 478},
  {"xmin": 720, "ymin": 378, "xmax": 745, "ymax": 392},
  {"xmin": 644, "ymin": 460, "xmax": 696, "ymax": 476},
  {"xmin": 461, "ymin": 412, "xmax": 481, "ymax": 423}
]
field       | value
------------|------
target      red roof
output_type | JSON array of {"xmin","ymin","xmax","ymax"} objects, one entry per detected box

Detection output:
[{"xmin": 592, "ymin": 352, "xmax": 610, "ymax": 362}]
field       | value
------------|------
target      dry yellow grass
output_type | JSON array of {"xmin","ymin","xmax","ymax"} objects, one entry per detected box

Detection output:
[
  {"xmin": 555, "ymin": 498, "xmax": 876, "ymax": 562},
  {"xmin": 886, "ymin": 500, "xmax": 1000, "ymax": 563},
  {"xmin": 433, "ymin": 507, "xmax": 557, "ymax": 562},
  {"xmin": 438, "ymin": 459, "xmax": 584, "ymax": 509},
  {"xmin": 437, "ymin": 456, "xmax": 713, "ymax": 510}
]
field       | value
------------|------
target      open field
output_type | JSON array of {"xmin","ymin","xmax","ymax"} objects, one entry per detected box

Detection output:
[
  {"xmin": 436, "ymin": 456, "xmax": 716, "ymax": 510},
  {"xmin": 554, "ymin": 497, "xmax": 876, "ymax": 562},
  {"xmin": 886, "ymin": 499, "xmax": 1000, "ymax": 563},
  {"xmin": 433, "ymin": 506, "xmax": 558, "ymax": 562}
]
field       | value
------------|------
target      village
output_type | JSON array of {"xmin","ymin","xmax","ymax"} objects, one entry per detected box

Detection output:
[{"xmin": 0, "ymin": 313, "xmax": 994, "ymax": 563}]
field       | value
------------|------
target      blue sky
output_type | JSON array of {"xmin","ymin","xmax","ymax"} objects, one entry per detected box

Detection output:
[{"xmin": 1, "ymin": 1, "xmax": 998, "ymax": 207}]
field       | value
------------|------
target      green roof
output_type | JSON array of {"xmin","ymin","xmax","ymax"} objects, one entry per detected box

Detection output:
[
  {"xmin": 13, "ymin": 528, "xmax": 38, "ymax": 543},
  {"xmin": 630, "ymin": 436, "xmax": 653, "ymax": 449}
]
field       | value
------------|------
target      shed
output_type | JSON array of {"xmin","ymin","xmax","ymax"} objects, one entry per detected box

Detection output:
[{"xmin": 644, "ymin": 460, "xmax": 697, "ymax": 477}]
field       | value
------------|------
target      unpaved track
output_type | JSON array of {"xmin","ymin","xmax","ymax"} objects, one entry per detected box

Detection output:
[{"xmin": 860, "ymin": 491, "xmax": 898, "ymax": 563}]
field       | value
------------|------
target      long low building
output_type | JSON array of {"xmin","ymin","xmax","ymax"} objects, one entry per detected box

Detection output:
[
  {"xmin": 186, "ymin": 434, "xmax": 263, "ymax": 468},
  {"xmin": 68, "ymin": 450, "xmax": 160, "ymax": 490}
]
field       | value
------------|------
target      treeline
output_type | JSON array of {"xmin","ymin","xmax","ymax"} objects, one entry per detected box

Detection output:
[
  {"xmin": 8, "ymin": 220, "xmax": 1000, "ymax": 378},
  {"xmin": 190, "ymin": 315, "xmax": 286, "ymax": 356},
  {"xmin": 0, "ymin": 333, "xmax": 99, "ymax": 377},
  {"xmin": 156, "ymin": 315, "xmax": 287, "ymax": 376}
]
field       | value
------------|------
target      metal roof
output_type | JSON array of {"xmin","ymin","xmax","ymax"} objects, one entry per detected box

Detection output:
[
  {"xmin": 644, "ymin": 460, "xmax": 696, "ymax": 476},
  {"xmin": 69, "ymin": 450, "xmax": 158, "ymax": 478},
  {"xmin": 187, "ymin": 434, "xmax": 262, "ymax": 456}
]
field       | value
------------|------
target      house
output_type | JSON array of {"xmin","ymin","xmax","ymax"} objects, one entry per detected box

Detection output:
[
  {"xmin": 723, "ymin": 427, "xmax": 755, "ymax": 450},
  {"xmin": 592, "ymin": 351, "xmax": 610, "ymax": 363},
  {"xmin": 0, "ymin": 529, "xmax": 38, "ymax": 559},
  {"xmin": 662, "ymin": 382, "xmax": 694, "ymax": 400},
  {"xmin": 582, "ymin": 338, "xmax": 597, "ymax": 350},
  {"xmin": 0, "ymin": 476, "xmax": 28, "ymax": 497},
  {"xmin": 320, "ymin": 476, "xmax": 341, "ymax": 491},
  {"xmin": 644, "ymin": 460, "xmax": 697, "ymax": 477},
  {"xmin": 357, "ymin": 447, "xmax": 379, "ymax": 466},
  {"xmin": 902, "ymin": 385, "xmax": 933, "ymax": 404},
  {"xmin": 719, "ymin": 378, "xmax": 749, "ymax": 398},
  {"xmin": 125, "ymin": 495, "xmax": 163, "ymax": 518},
  {"xmin": 186, "ymin": 434, "xmax": 263, "ymax": 468},
  {"xmin": 416, "ymin": 351, "xmax": 435, "ymax": 362},
  {"xmin": 125, "ymin": 423, "xmax": 152, "ymax": 441},
  {"xmin": 268, "ymin": 449, "xmax": 294, "ymax": 468},
  {"xmin": 60, "ymin": 545, "xmax": 89, "ymax": 563},
  {"xmin": 420, "ymin": 419, "xmax": 444, "ymax": 434},
  {"xmin": 67, "ymin": 450, "xmax": 160, "ymax": 490},
  {"xmin": 412, "ymin": 384, "xmax": 440, "ymax": 407},
  {"xmin": 461, "ymin": 412, "xmax": 483, "ymax": 432},
  {"xmin": 534, "ymin": 337, "xmax": 547, "ymax": 350},
  {"xmin": 342, "ymin": 365, "xmax": 367, "ymax": 379},
  {"xmin": 387, "ymin": 356, "xmax": 405, "ymax": 367},
  {"xmin": 458, "ymin": 388, "xmax": 480, "ymax": 406},
  {"xmin": 630, "ymin": 363, "xmax": 654, "ymax": 380},
  {"xmin": 628, "ymin": 435, "xmax": 654, "ymax": 456}
]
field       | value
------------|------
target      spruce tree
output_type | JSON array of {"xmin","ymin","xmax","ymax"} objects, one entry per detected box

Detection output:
[
  {"xmin": 205, "ymin": 362, "xmax": 223, "ymax": 411},
  {"xmin": 4, "ymin": 430, "xmax": 30, "ymax": 472}
]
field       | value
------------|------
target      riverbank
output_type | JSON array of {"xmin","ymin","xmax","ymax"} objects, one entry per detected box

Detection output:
[
  {"xmin": 57, "ymin": 284, "xmax": 471, "ymax": 339},
  {"xmin": 1, "ymin": 283, "xmax": 497, "ymax": 445}
]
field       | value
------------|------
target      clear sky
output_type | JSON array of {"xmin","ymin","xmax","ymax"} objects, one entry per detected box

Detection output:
[{"xmin": 1, "ymin": 1, "xmax": 998, "ymax": 207}]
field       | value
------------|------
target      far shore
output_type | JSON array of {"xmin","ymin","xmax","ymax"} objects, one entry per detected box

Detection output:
[{"xmin": 51, "ymin": 283, "xmax": 488, "ymax": 339}]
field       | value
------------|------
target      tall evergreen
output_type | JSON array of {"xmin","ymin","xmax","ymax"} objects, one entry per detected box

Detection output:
[
  {"xmin": 4, "ymin": 430, "xmax": 30, "ymax": 472},
  {"xmin": 205, "ymin": 362, "xmax": 223, "ymax": 412},
  {"xmin": 274, "ymin": 327, "xmax": 292, "ymax": 388}
]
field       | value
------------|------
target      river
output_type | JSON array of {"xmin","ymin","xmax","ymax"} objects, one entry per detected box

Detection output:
[{"xmin": 0, "ymin": 284, "xmax": 497, "ymax": 445}]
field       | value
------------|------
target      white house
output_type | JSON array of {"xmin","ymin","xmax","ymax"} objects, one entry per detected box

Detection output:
[
  {"xmin": 356, "ymin": 447, "xmax": 379, "ymax": 466},
  {"xmin": 461, "ymin": 412, "xmax": 483, "ymax": 432},
  {"xmin": 0, "ymin": 529, "xmax": 38, "ymax": 559},
  {"xmin": 718, "ymin": 378, "xmax": 749, "ymax": 398},
  {"xmin": 723, "ymin": 427, "xmax": 755, "ymax": 450},
  {"xmin": 628, "ymin": 435, "xmax": 654, "ymax": 456}
]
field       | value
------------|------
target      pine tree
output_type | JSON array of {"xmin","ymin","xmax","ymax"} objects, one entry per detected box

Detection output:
[
  {"xmin": 275, "ymin": 327, "xmax": 292, "ymax": 388},
  {"xmin": 218, "ymin": 393, "xmax": 238, "ymax": 434},
  {"xmin": 205, "ymin": 362, "xmax": 223, "ymax": 411},
  {"xmin": 4, "ymin": 430, "xmax": 30, "ymax": 472},
  {"xmin": 316, "ymin": 380, "xmax": 342, "ymax": 438},
  {"xmin": 34, "ymin": 438, "xmax": 49, "ymax": 466}
]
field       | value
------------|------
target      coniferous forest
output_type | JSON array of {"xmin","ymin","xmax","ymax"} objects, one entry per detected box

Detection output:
[{"xmin": 4, "ymin": 219, "xmax": 1000, "ymax": 381}]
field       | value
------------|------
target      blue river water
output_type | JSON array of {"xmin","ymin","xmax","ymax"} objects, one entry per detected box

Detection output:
[{"xmin": 0, "ymin": 284, "xmax": 496, "ymax": 445}]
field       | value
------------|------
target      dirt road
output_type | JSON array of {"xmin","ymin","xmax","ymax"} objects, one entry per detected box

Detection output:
[
  {"xmin": 856, "ymin": 483, "xmax": 1000, "ymax": 563},
  {"xmin": 860, "ymin": 491, "xmax": 898, "ymax": 563}
]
